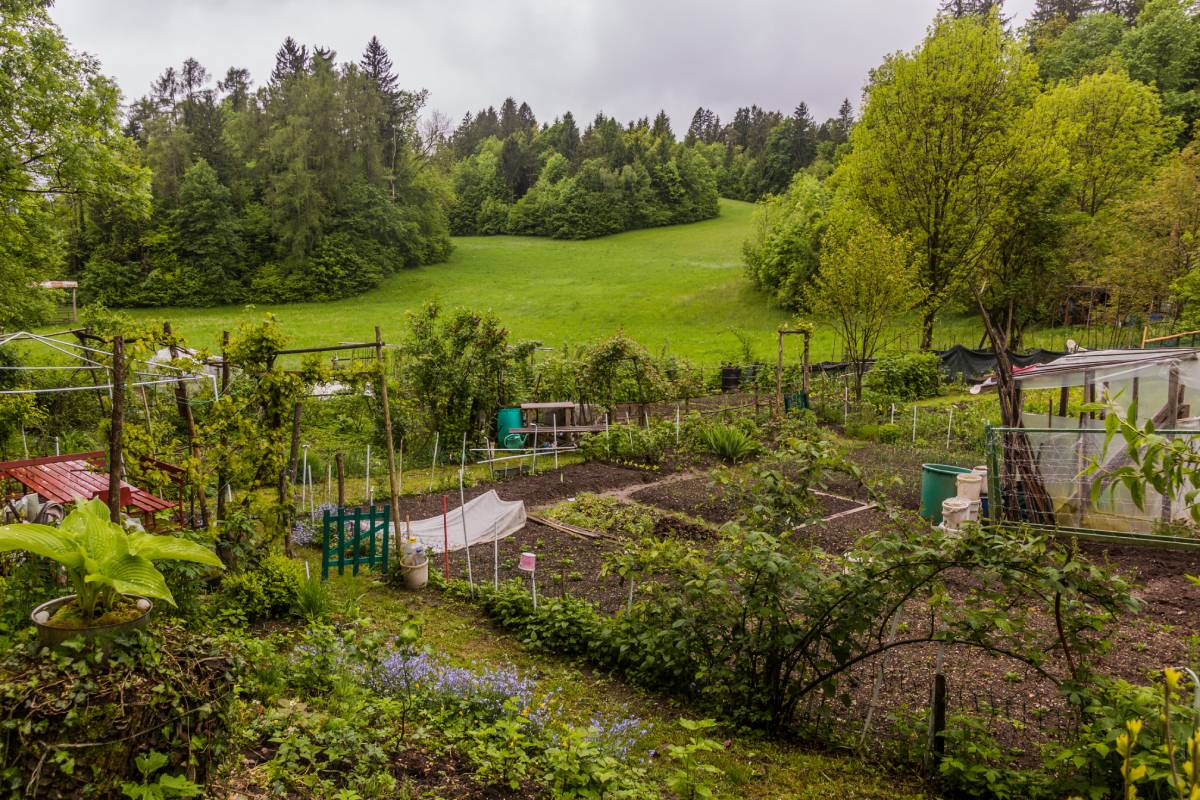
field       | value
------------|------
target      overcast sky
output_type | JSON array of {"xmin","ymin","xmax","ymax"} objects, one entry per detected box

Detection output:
[{"xmin": 52, "ymin": 0, "xmax": 1037, "ymax": 129}]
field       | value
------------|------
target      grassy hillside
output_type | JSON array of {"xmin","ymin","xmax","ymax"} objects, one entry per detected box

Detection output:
[{"xmin": 125, "ymin": 199, "xmax": 979, "ymax": 362}]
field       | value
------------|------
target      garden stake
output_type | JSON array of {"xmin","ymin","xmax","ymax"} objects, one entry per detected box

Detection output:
[
  {"xmin": 860, "ymin": 605, "xmax": 905, "ymax": 748},
  {"xmin": 890, "ymin": 403, "xmax": 895, "ymax": 424},
  {"xmin": 491, "ymin": 517, "xmax": 499, "ymax": 590},
  {"xmin": 459, "ymin": 464, "xmax": 473, "ymax": 589},
  {"xmin": 365, "ymin": 443, "xmax": 371, "ymax": 505},
  {"xmin": 946, "ymin": 406, "xmax": 954, "ymax": 449},
  {"xmin": 627, "ymin": 575, "xmax": 634, "ymax": 612},
  {"xmin": 605, "ymin": 414, "xmax": 610, "ymax": 458},
  {"xmin": 398, "ymin": 437, "xmax": 404, "ymax": 494},
  {"xmin": 675, "ymin": 403, "xmax": 680, "ymax": 445},
  {"xmin": 301, "ymin": 444, "xmax": 308, "ymax": 510},
  {"xmin": 912, "ymin": 406, "xmax": 918, "ymax": 443},
  {"xmin": 553, "ymin": 419, "xmax": 559, "ymax": 471},
  {"xmin": 441, "ymin": 496, "xmax": 448, "ymax": 576},
  {"xmin": 429, "ymin": 432, "xmax": 438, "ymax": 492}
]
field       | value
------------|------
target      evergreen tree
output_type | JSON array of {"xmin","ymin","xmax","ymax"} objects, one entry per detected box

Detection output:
[
  {"xmin": 360, "ymin": 36, "xmax": 398, "ymax": 96},
  {"xmin": 171, "ymin": 159, "xmax": 243, "ymax": 304},
  {"xmin": 651, "ymin": 109, "xmax": 673, "ymax": 141},
  {"xmin": 1031, "ymin": 0, "xmax": 1099, "ymax": 23},
  {"xmin": 218, "ymin": 67, "xmax": 252, "ymax": 112},
  {"xmin": 835, "ymin": 98, "xmax": 855, "ymax": 143},
  {"xmin": 499, "ymin": 97, "xmax": 521, "ymax": 136},
  {"xmin": 270, "ymin": 37, "xmax": 308, "ymax": 85},
  {"xmin": 939, "ymin": 0, "xmax": 1005, "ymax": 16}
]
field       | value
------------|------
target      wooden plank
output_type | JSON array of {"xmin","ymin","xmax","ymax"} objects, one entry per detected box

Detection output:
[
  {"xmin": 520, "ymin": 402, "xmax": 578, "ymax": 410},
  {"xmin": 527, "ymin": 514, "xmax": 620, "ymax": 542}
]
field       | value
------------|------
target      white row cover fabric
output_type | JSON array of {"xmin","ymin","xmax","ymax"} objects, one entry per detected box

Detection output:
[{"xmin": 392, "ymin": 490, "xmax": 526, "ymax": 554}]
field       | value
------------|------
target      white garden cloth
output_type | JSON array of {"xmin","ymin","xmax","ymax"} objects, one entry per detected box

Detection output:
[{"xmin": 392, "ymin": 490, "xmax": 526, "ymax": 554}]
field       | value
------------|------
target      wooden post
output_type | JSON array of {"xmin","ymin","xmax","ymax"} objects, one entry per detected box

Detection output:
[
  {"xmin": 1058, "ymin": 385, "xmax": 1069, "ymax": 418},
  {"xmin": 165, "ymin": 322, "xmax": 209, "ymax": 528},
  {"xmin": 1162, "ymin": 365, "xmax": 1181, "ymax": 520},
  {"xmin": 216, "ymin": 330, "xmax": 230, "ymax": 526},
  {"xmin": 336, "ymin": 452, "xmax": 346, "ymax": 508},
  {"xmin": 375, "ymin": 327, "xmax": 402, "ymax": 544},
  {"xmin": 775, "ymin": 329, "xmax": 785, "ymax": 417},
  {"xmin": 108, "ymin": 335, "xmax": 125, "ymax": 523}
]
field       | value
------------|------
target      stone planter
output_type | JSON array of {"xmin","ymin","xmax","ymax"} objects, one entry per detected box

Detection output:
[{"xmin": 31, "ymin": 594, "xmax": 152, "ymax": 649}]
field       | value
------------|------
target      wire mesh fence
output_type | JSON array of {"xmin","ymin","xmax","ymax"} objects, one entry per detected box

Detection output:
[{"xmin": 986, "ymin": 424, "xmax": 1200, "ymax": 540}]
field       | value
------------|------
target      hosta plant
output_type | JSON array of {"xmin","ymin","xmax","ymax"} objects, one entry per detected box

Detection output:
[{"xmin": 0, "ymin": 498, "xmax": 223, "ymax": 625}]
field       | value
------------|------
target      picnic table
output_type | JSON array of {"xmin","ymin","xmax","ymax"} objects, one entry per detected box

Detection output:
[{"xmin": 512, "ymin": 403, "xmax": 606, "ymax": 440}]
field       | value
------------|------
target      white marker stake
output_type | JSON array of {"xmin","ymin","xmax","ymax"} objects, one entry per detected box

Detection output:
[
  {"xmin": 675, "ymin": 404, "xmax": 680, "ymax": 445},
  {"xmin": 946, "ymin": 406, "xmax": 954, "ymax": 449},
  {"xmin": 301, "ymin": 444, "xmax": 309, "ymax": 509},
  {"xmin": 365, "ymin": 444, "xmax": 372, "ymax": 505},
  {"xmin": 912, "ymin": 406, "xmax": 918, "ymax": 444},
  {"xmin": 553, "ymin": 419, "xmax": 559, "ymax": 470},
  {"xmin": 492, "ymin": 517, "xmax": 499, "ymax": 591}
]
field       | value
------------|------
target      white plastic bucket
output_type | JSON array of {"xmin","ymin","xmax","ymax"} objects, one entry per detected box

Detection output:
[
  {"xmin": 955, "ymin": 472, "xmax": 982, "ymax": 501},
  {"xmin": 400, "ymin": 556, "xmax": 428, "ymax": 590},
  {"xmin": 942, "ymin": 498, "xmax": 970, "ymax": 530},
  {"xmin": 972, "ymin": 466, "xmax": 988, "ymax": 497},
  {"xmin": 966, "ymin": 499, "xmax": 981, "ymax": 522}
]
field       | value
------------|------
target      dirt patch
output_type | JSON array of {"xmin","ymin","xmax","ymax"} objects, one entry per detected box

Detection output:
[
  {"xmin": 631, "ymin": 476, "xmax": 739, "ymax": 524},
  {"xmin": 392, "ymin": 462, "xmax": 658, "ymax": 521},
  {"xmin": 446, "ymin": 520, "xmax": 627, "ymax": 612}
]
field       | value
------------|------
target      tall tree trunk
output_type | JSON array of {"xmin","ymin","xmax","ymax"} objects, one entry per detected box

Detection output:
[{"xmin": 921, "ymin": 306, "xmax": 936, "ymax": 351}]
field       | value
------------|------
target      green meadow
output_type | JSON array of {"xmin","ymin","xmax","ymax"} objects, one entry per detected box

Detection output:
[{"xmin": 126, "ymin": 199, "xmax": 981, "ymax": 363}]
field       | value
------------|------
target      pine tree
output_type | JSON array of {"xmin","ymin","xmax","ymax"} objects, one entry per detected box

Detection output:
[
  {"xmin": 360, "ymin": 36, "xmax": 398, "ymax": 97},
  {"xmin": 651, "ymin": 109, "xmax": 673, "ymax": 141},
  {"xmin": 499, "ymin": 97, "xmax": 521, "ymax": 137},
  {"xmin": 835, "ymin": 98, "xmax": 855, "ymax": 143},
  {"xmin": 1030, "ymin": 0, "xmax": 1099, "ymax": 23},
  {"xmin": 939, "ymin": 0, "xmax": 1005, "ymax": 17},
  {"xmin": 218, "ymin": 67, "xmax": 252, "ymax": 112},
  {"xmin": 517, "ymin": 101, "xmax": 536, "ymax": 133},
  {"xmin": 560, "ymin": 111, "xmax": 580, "ymax": 162},
  {"xmin": 270, "ymin": 37, "xmax": 308, "ymax": 85}
]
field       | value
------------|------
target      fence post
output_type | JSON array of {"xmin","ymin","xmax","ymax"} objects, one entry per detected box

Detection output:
[{"xmin": 321, "ymin": 507, "xmax": 331, "ymax": 580}]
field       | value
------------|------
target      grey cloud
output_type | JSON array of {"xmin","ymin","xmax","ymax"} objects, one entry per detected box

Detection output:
[{"xmin": 52, "ymin": 0, "xmax": 1038, "ymax": 129}]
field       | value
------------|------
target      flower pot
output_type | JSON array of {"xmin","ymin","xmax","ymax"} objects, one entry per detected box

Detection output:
[
  {"xmin": 30, "ymin": 594, "xmax": 152, "ymax": 650},
  {"xmin": 399, "ymin": 556, "xmax": 428, "ymax": 590}
]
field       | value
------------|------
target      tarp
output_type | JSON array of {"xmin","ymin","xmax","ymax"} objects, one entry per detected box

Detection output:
[
  {"xmin": 393, "ymin": 490, "xmax": 526, "ymax": 554},
  {"xmin": 938, "ymin": 345, "xmax": 1065, "ymax": 383}
]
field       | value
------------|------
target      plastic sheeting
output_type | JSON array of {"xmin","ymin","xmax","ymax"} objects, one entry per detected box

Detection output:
[
  {"xmin": 392, "ymin": 490, "xmax": 526, "ymax": 554},
  {"xmin": 938, "ymin": 345, "xmax": 1065, "ymax": 383}
]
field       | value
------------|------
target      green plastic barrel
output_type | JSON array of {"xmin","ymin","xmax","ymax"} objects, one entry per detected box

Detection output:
[
  {"xmin": 496, "ymin": 407, "xmax": 525, "ymax": 450},
  {"xmin": 920, "ymin": 464, "xmax": 973, "ymax": 523}
]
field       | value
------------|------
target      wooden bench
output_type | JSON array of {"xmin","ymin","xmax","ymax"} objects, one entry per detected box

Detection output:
[{"xmin": 509, "ymin": 424, "xmax": 607, "ymax": 436}]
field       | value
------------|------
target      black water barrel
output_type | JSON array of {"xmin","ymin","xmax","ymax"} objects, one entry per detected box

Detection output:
[{"xmin": 720, "ymin": 366, "xmax": 742, "ymax": 392}]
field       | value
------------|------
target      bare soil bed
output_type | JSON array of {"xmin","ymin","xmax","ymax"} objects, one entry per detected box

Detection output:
[{"xmin": 408, "ymin": 449, "xmax": 1199, "ymax": 762}]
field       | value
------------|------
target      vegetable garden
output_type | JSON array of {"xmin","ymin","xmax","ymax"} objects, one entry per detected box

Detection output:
[{"xmin": 0, "ymin": 305, "xmax": 1198, "ymax": 800}]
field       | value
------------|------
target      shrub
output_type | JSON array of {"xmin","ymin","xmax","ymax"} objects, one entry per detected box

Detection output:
[
  {"xmin": 579, "ymin": 423, "xmax": 672, "ymax": 465},
  {"xmin": 0, "ymin": 627, "xmax": 239, "ymax": 799},
  {"xmin": 696, "ymin": 423, "xmax": 759, "ymax": 463},
  {"xmin": 219, "ymin": 554, "xmax": 302, "ymax": 623},
  {"xmin": 863, "ymin": 351, "xmax": 943, "ymax": 403}
]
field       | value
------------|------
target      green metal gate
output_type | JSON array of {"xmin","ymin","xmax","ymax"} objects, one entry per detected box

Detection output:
[{"xmin": 321, "ymin": 505, "xmax": 391, "ymax": 579}]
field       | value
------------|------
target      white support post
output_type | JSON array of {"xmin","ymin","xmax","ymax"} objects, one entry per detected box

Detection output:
[
  {"xmin": 912, "ymin": 406, "xmax": 918, "ymax": 444},
  {"xmin": 364, "ymin": 444, "xmax": 371, "ymax": 505},
  {"xmin": 946, "ymin": 406, "xmax": 954, "ymax": 449},
  {"xmin": 429, "ymin": 432, "xmax": 439, "ymax": 493}
]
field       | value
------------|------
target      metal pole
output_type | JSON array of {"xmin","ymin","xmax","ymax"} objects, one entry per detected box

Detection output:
[
  {"xmin": 912, "ymin": 406, "xmax": 918, "ymax": 443},
  {"xmin": 107, "ymin": 335, "xmax": 125, "ymax": 523}
]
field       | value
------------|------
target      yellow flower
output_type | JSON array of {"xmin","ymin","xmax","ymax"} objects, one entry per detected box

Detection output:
[
  {"xmin": 1126, "ymin": 719, "xmax": 1144, "ymax": 739},
  {"xmin": 1165, "ymin": 667, "xmax": 1183, "ymax": 691}
]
